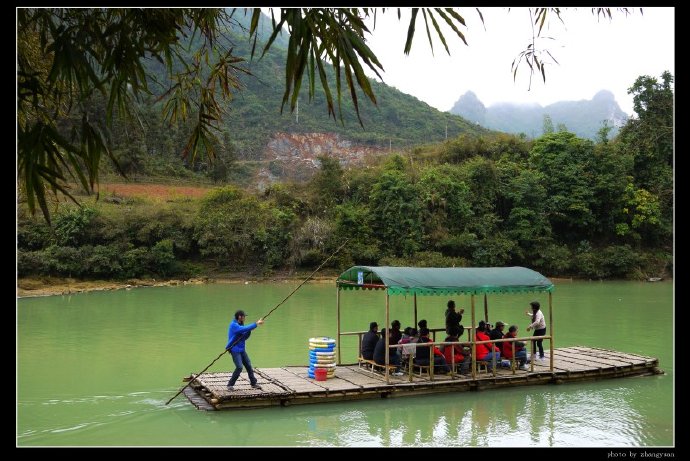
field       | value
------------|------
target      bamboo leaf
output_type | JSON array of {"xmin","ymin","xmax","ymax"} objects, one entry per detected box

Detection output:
[
  {"xmin": 439, "ymin": 8, "xmax": 468, "ymax": 45},
  {"xmin": 537, "ymin": 8, "xmax": 547, "ymax": 35},
  {"xmin": 403, "ymin": 8, "xmax": 419, "ymax": 54},
  {"xmin": 427, "ymin": 10, "xmax": 449, "ymax": 54},
  {"xmin": 475, "ymin": 7, "xmax": 484, "ymax": 27},
  {"xmin": 421, "ymin": 9, "xmax": 435, "ymax": 55}
]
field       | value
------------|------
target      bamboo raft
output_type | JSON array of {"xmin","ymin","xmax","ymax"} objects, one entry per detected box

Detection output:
[{"xmin": 181, "ymin": 346, "xmax": 662, "ymax": 411}]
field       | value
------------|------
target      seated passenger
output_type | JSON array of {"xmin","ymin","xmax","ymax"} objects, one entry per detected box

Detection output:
[
  {"xmin": 390, "ymin": 320, "xmax": 402, "ymax": 345},
  {"xmin": 443, "ymin": 325, "xmax": 471, "ymax": 374},
  {"xmin": 399, "ymin": 327, "xmax": 418, "ymax": 362},
  {"xmin": 489, "ymin": 320, "xmax": 506, "ymax": 341},
  {"xmin": 415, "ymin": 328, "xmax": 450, "ymax": 373},
  {"xmin": 361, "ymin": 321, "xmax": 379, "ymax": 360},
  {"xmin": 502, "ymin": 325, "xmax": 528, "ymax": 369},
  {"xmin": 476, "ymin": 320, "xmax": 501, "ymax": 369},
  {"xmin": 373, "ymin": 328, "xmax": 403, "ymax": 375}
]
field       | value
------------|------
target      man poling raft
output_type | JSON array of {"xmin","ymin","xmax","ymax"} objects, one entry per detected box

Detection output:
[
  {"xmin": 225, "ymin": 310, "xmax": 264, "ymax": 390},
  {"xmin": 165, "ymin": 240, "xmax": 349, "ymax": 405},
  {"xmin": 308, "ymin": 337, "xmax": 336, "ymax": 380}
]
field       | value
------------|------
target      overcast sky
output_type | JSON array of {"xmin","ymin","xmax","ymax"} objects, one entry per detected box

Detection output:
[{"xmin": 361, "ymin": 7, "xmax": 674, "ymax": 116}]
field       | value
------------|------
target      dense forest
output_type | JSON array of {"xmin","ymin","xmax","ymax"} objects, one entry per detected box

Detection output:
[{"xmin": 17, "ymin": 71, "xmax": 673, "ymax": 281}]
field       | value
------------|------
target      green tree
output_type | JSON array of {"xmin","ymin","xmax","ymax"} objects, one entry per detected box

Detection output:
[
  {"xmin": 193, "ymin": 186, "xmax": 295, "ymax": 270},
  {"xmin": 615, "ymin": 71, "xmax": 673, "ymax": 230},
  {"xmin": 587, "ymin": 142, "xmax": 631, "ymax": 239},
  {"xmin": 194, "ymin": 186, "xmax": 263, "ymax": 266},
  {"xmin": 309, "ymin": 156, "xmax": 346, "ymax": 214},
  {"xmin": 542, "ymin": 114, "xmax": 554, "ymax": 134},
  {"xmin": 53, "ymin": 206, "xmax": 97, "ymax": 247},
  {"xmin": 368, "ymin": 161, "xmax": 423, "ymax": 257},
  {"xmin": 149, "ymin": 239, "xmax": 176, "ymax": 276},
  {"xmin": 332, "ymin": 202, "xmax": 380, "ymax": 266},
  {"xmin": 615, "ymin": 183, "xmax": 663, "ymax": 243},
  {"xmin": 503, "ymin": 169, "xmax": 552, "ymax": 255},
  {"xmin": 596, "ymin": 120, "xmax": 613, "ymax": 144},
  {"xmin": 417, "ymin": 165, "xmax": 472, "ymax": 248},
  {"xmin": 529, "ymin": 132, "xmax": 597, "ymax": 240}
]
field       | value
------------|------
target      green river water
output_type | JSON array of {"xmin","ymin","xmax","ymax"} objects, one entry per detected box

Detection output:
[{"xmin": 17, "ymin": 280, "xmax": 673, "ymax": 447}]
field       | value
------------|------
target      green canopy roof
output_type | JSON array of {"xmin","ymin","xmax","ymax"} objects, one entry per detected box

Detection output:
[{"xmin": 336, "ymin": 266, "xmax": 554, "ymax": 296}]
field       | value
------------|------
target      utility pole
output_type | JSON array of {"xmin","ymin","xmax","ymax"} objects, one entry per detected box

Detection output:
[{"xmin": 445, "ymin": 121, "xmax": 448, "ymax": 140}]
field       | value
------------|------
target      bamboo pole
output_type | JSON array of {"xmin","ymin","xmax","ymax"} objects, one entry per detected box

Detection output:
[
  {"xmin": 385, "ymin": 292, "xmax": 390, "ymax": 384},
  {"xmin": 484, "ymin": 294, "xmax": 489, "ymax": 323},
  {"xmin": 337, "ymin": 287, "xmax": 341, "ymax": 365},
  {"xmin": 414, "ymin": 292, "xmax": 418, "ymax": 330},
  {"xmin": 549, "ymin": 291, "xmax": 554, "ymax": 372},
  {"xmin": 471, "ymin": 294, "xmax": 476, "ymax": 380}
]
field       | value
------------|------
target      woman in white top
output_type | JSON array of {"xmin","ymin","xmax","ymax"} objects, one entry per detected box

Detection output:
[{"xmin": 525, "ymin": 301, "xmax": 546, "ymax": 360}]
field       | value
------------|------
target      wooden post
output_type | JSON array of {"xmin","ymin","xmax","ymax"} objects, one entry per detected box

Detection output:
[
  {"xmin": 530, "ymin": 305, "xmax": 535, "ymax": 372},
  {"xmin": 484, "ymin": 294, "xmax": 489, "ymax": 323},
  {"xmin": 449, "ymin": 340, "xmax": 456, "ymax": 379},
  {"xmin": 385, "ymin": 292, "xmax": 390, "ymax": 384},
  {"xmin": 471, "ymin": 294, "xmax": 476, "ymax": 380},
  {"xmin": 549, "ymin": 291, "xmax": 554, "ymax": 371},
  {"xmin": 336, "ymin": 287, "xmax": 341, "ymax": 365},
  {"xmin": 413, "ymin": 292, "xmax": 418, "ymax": 330},
  {"xmin": 429, "ymin": 339, "xmax": 434, "ymax": 381},
  {"xmin": 408, "ymin": 347, "xmax": 413, "ymax": 382}
]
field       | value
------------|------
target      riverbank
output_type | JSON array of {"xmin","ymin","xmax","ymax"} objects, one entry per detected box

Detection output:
[
  {"xmin": 16, "ymin": 272, "xmax": 668, "ymax": 298},
  {"xmin": 17, "ymin": 272, "xmax": 340, "ymax": 298}
]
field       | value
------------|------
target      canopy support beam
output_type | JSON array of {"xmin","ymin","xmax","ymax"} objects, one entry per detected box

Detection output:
[
  {"xmin": 549, "ymin": 291, "xmax": 554, "ymax": 371},
  {"xmin": 336, "ymin": 287, "xmax": 341, "ymax": 365},
  {"xmin": 385, "ymin": 292, "xmax": 390, "ymax": 384},
  {"xmin": 470, "ymin": 294, "xmax": 476, "ymax": 380}
]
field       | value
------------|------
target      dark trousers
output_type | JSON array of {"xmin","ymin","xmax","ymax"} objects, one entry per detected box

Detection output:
[
  {"xmin": 228, "ymin": 350, "xmax": 257, "ymax": 386},
  {"xmin": 514, "ymin": 350, "xmax": 528, "ymax": 366},
  {"xmin": 532, "ymin": 328, "xmax": 546, "ymax": 358},
  {"xmin": 414, "ymin": 356, "xmax": 450, "ymax": 373}
]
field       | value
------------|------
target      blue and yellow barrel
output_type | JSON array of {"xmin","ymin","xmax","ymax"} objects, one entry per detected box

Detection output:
[{"xmin": 308, "ymin": 337, "xmax": 336, "ymax": 379}]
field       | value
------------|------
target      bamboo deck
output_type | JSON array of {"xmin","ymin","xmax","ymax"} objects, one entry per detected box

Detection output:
[{"xmin": 181, "ymin": 346, "xmax": 662, "ymax": 411}]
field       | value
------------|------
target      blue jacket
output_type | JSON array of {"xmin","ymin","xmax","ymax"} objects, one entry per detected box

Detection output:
[{"xmin": 226, "ymin": 319, "xmax": 258, "ymax": 353}]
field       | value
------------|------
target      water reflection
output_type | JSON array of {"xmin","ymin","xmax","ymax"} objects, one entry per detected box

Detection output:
[{"xmin": 237, "ymin": 382, "xmax": 648, "ymax": 447}]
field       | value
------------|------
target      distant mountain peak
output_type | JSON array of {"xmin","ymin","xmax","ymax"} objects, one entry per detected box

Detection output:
[
  {"xmin": 450, "ymin": 91, "xmax": 487, "ymax": 125},
  {"xmin": 592, "ymin": 89, "xmax": 615, "ymax": 101},
  {"xmin": 449, "ymin": 90, "xmax": 628, "ymax": 140}
]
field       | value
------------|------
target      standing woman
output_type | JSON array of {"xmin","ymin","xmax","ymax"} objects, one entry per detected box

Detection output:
[
  {"xmin": 525, "ymin": 301, "xmax": 546, "ymax": 361},
  {"xmin": 445, "ymin": 300, "xmax": 464, "ymax": 336},
  {"xmin": 226, "ymin": 309, "xmax": 264, "ymax": 390}
]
